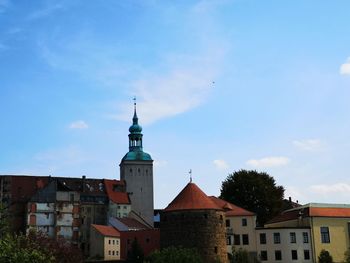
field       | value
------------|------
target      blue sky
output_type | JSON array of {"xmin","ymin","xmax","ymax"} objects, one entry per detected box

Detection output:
[{"xmin": 1, "ymin": 0, "xmax": 350, "ymax": 208}]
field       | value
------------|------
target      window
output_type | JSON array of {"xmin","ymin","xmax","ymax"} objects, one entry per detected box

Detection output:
[
  {"xmin": 291, "ymin": 250, "xmax": 298, "ymax": 260},
  {"xmin": 234, "ymin": 234, "xmax": 240, "ymax": 245},
  {"xmin": 109, "ymin": 240, "xmax": 111, "ymax": 245},
  {"xmin": 226, "ymin": 236, "xmax": 232, "ymax": 245},
  {"xmin": 108, "ymin": 250, "xmax": 111, "ymax": 255},
  {"xmin": 304, "ymin": 250, "xmax": 310, "ymax": 260},
  {"xmin": 242, "ymin": 234, "xmax": 249, "ymax": 245},
  {"xmin": 214, "ymin": 247, "xmax": 218, "ymax": 254},
  {"xmin": 260, "ymin": 233, "xmax": 266, "ymax": 244},
  {"xmin": 112, "ymin": 240, "xmax": 115, "ymax": 245},
  {"xmin": 226, "ymin": 219, "xmax": 230, "ymax": 227},
  {"xmin": 273, "ymin": 233, "xmax": 281, "ymax": 244},
  {"xmin": 242, "ymin": 218, "xmax": 247, "ymax": 226},
  {"xmin": 275, "ymin": 250, "xmax": 282, "ymax": 261},
  {"xmin": 116, "ymin": 251, "xmax": 119, "ymax": 256},
  {"xmin": 112, "ymin": 251, "xmax": 115, "ymax": 255},
  {"xmin": 303, "ymin": 232, "xmax": 309, "ymax": 243},
  {"xmin": 260, "ymin": 251, "xmax": 268, "ymax": 261},
  {"xmin": 321, "ymin": 227, "xmax": 330, "ymax": 243},
  {"xmin": 290, "ymin": 232, "xmax": 296, "ymax": 243},
  {"xmin": 70, "ymin": 193, "xmax": 74, "ymax": 202}
]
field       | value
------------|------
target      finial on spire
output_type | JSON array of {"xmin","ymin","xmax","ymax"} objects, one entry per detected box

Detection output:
[
  {"xmin": 132, "ymin": 96, "xmax": 138, "ymax": 123},
  {"xmin": 189, "ymin": 169, "xmax": 192, "ymax": 183}
]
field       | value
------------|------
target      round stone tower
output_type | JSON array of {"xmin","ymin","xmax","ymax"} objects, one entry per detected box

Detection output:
[{"xmin": 161, "ymin": 182, "xmax": 227, "ymax": 263}]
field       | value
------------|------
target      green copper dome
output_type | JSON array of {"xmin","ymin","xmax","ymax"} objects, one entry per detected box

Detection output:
[
  {"xmin": 122, "ymin": 150, "xmax": 152, "ymax": 161},
  {"xmin": 121, "ymin": 100, "xmax": 152, "ymax": 162},
  {"xmin": 129, "ymin": 123, "xmax": 142, "ymax": 133}
]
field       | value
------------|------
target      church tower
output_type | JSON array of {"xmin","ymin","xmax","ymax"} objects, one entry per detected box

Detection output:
[{"xmin": 120, "ymin": 101, "xmax": 154, "ymax": 226}]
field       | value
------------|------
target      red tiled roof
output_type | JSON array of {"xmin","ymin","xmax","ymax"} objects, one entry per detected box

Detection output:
[
  {"xmin": 164, "ymin": 183, "xmax": 222, "ymax": 212},
  {"xmin": 267, "ymin": 209, "xmax": 305, "ymax": 224},
  {"xmin": 104, "ymin": 179, "xmax": 130, "ymax": 204},
  {"xmin": 310, "ymin": 207, "xmax": 350, "ymax": 217},
  {"xmin": 267, "ymin": 205, "xmax": 350, "ymax": 224},
  {"xmin": 209, "ymin": 196, "xmax": 255, "ymax": 216},
  {"xmin": 91, "ymin": 224, "xmax": 120, "ymax": 237}
]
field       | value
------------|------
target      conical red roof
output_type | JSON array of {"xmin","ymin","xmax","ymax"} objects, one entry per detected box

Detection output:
[{"xmin": 164, "ymin": 182, "xmax": 222, "ymax": 211}]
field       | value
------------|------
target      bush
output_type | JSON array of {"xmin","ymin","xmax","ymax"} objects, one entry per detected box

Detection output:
[
  {"xmin": 318, "ymin": 250, "xmax": 333, "ymax": 263},
  {"xmin": 147, "ymin": 246, "xmax": 203, "ymax": 263}
]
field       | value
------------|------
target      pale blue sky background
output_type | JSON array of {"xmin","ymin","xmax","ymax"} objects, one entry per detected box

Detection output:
[{"xmin": 1, "ymin": 0, "xmax": 350, "ymax": 208}]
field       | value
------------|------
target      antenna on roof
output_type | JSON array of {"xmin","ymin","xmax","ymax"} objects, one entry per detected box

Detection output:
[{"xmin": 189, "ymin": 169, "xmax": 192, "ymax": 183}]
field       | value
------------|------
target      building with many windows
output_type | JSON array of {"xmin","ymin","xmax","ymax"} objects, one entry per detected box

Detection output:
[
  {"xmin": 264, "ymin": 203, "xmax": 350, "ymax": 263},
  {"xmin": 256, "ymin": 227, "xmax": 313, "ymax": 262}
]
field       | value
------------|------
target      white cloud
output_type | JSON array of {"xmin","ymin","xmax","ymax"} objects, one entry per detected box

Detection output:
[
  {"xmin": 213, "ymin": 159, "xmax": 229, "ymax": 170},
  {"xmin": 246, "ymin": 156, "xmax": 290, "ymax": 168},
  {"xmin": 39, "ymin": 2, "xmax": 228, "ymax": 125},
  {"xmin": 293, "ymin": 139, "xmax": 322, "ymax": 151},
  {"xmin": 69, "ymin": 120, "xmax": 88, "ymax": 129},
  {"xmin": 115, "ymin": 54, "xmax": 222, "ymax": 124},
  {"xmin": 310, "ymin": 183, "xmax": 350, "ymax": 194},
  {"xmin": 340, "ymin": 57, "xmax": 350, "ymax": 75}
]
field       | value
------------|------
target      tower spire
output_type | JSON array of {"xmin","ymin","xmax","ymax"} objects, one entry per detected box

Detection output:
[
  {"xmin": 128, "ymin": 97, "xmax": 143, "ymax": 152},
  {"xmin": 133, "ymin": 96, "xmax": 138, "ymax": 124}
]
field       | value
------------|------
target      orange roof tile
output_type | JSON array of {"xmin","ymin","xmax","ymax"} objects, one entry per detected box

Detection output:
[
  {"xmin": 91, "ymin": 224, "xmax": 120, "ymax": 237},
  {"xmin": 310, "ymin": 207, "xmax": 350, "ymax": 217},
  {"xmin": 209, "ymin": 196, "xmax": 255, "ymax": 216},
  {"xmin": 267, "ymin": 205, "xmax": 350, "ymax": 224},
  {"xmin": 164, "ymin": 183, "xmax": 222, "ymax": 212},
  {"xmin": 104, "ymin": 179, "xmax": 130, "ymax": 204}
]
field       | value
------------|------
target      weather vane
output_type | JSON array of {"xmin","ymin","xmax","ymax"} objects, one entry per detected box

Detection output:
[
  {"xmin": 133, "ymin": 96, "xmax": 136, "ymax": 106},
  {"xmin": 189, "ymin": 169, "xmax": 192, "ymax": 183}
]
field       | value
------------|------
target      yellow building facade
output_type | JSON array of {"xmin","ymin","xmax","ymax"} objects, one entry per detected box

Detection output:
[
  {"xmin": 90, "ymin": 224, "xmax": 121, "ymax": 261},
  {"xmin": 266, "ymin": 203, "xmax": 350, "ymax": 263}
]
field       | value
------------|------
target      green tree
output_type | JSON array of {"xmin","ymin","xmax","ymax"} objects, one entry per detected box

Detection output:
[
  {"xmin": 230, "ymin": 247, "xmax": 260, "ymax": 263},
  {"xmin": 231, "ymin": 248, "xmax": 249, "ymax": 263},
  {"xmin": 318, "ymin": 249, "xmax": 333, "ymax": 263},
  {"xmin": 147, "ymin": 246, "xmax": 203, "ymax": 263},
  {"xmin": 220, "ymin": 170, "xmax": 285, "ymax": 226},
  {"xmin": 0, "ymin": 234, "xmax": 54, "ymax": 263}
]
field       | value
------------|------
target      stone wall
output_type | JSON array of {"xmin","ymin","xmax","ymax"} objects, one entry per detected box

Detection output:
[{"xmin": 161, "ymin": 209, "xmax": 227, "ymax": 263}]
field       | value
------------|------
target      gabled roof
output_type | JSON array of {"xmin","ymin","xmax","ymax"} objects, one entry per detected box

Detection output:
[
  {"xmin": 104, "ymin": 179, "xmax": 130, "ymax": 204},
  {"xmin": 209, "ymin": 196, "xmax": 255, "ymax": 216},
  {"xmin": 118, "ymin": 217, "xmax": 149, "ymax": 230},
  {"xmin": 164, "ymin": 182, "xmax": 222, "ymax": 212},
  {"xmin": 91, "ymin": 224, "xmax": 120, "ymax": 237}
]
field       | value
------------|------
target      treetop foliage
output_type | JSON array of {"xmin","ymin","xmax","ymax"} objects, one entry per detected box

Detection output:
[{"xmin": 220, "ymin": 170, "xmax": 285, "ymax": 226}]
